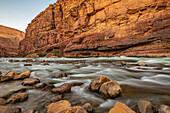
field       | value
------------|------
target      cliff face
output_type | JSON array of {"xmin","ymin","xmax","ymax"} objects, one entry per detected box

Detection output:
[
  {"xmin": 0, "ymin": 25, "xmax": 25, "ymax": 57},
  {"xmin": 19, "ymin": 0, "xmax": 170, "ymax": 57}
]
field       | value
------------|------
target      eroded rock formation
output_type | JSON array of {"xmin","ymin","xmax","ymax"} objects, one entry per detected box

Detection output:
[
  {"xmin": 0, "ymin": 25, "xmax": 25, "ymax": 57},
  {"xmin": 19, "ymin": 0, "xmax": 170, "ymax": 57}
]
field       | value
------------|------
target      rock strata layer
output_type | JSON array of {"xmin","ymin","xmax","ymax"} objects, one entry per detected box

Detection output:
[
  {"xmin": 19, "ymin": 0, "xmax": 170, "ymax": 57},
  {"xmin": 0, "ymin": 25, "xmax": 25, "ymax": 57}
]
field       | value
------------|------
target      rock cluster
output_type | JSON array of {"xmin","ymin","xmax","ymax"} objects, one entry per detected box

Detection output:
[
  {"xmin": 19, "ymin": 0, "xmax": 170, "ymax": 57},
  {"xmin": 89, "ymin": 76, "xmax": 122, "ymax": 98}
]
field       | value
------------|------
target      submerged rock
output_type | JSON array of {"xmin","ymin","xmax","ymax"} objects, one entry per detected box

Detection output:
[
  {"xmin": 14, "ymin": 71, "xmax": 31, "ymax": 80},
  {"xmin": 47, "ymin": 100, "xmax": 71, "ymax": 113},
  {"xmin": 51, "ymin": 83, "xmax": 71, "ymax": 94},
  {"xmin": 22, "ymin": 78, "xmax": 40, "ymax": 86},
  {"xmin": 89, "ymin": 76, "xmax": 111, "ymax": 91},
  {"xmin": 158, "ymin": 105, "xmax": 170, "ymax": 113},
  {"xmin": 0, "ymin": 98, "xmax": 6, "ymax": 105},
  {"xmin": 83, "ymin": 103, "xmax": 93, "ymax": 113},
  {"xmin": 24, "ymin": 64, "xmax": 32, "ymax": 66},
  {"xmin": 137, "ymin": 101, "xmax": 154, "ymax": 113},
  {"xmin": 56, "ymin": 72, "xmax": 68, "ymax": 78},
  {"xmin": 7, "ymin": 92, "xmax": 28, "ymax": 104},
  {"xmin": 99, "ymin": 81, "xmax": 122, "ymax": 98},
  {"xmin": 109, "ymin": 102, "xmax": 135, "ymax": 113},
  {"xmin": 0, "ymin": 106, "xmax": 21, "ymax": 113}
]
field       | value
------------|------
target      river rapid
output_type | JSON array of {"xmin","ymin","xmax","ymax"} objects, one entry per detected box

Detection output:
[{"xmin": 0, "ymin": 56, "xmax": 170, "ymax": 112}]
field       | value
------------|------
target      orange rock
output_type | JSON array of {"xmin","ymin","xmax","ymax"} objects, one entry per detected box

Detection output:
[{"xmin": 109, "ymin": 102, "xmax": 135, "ymax": 113}]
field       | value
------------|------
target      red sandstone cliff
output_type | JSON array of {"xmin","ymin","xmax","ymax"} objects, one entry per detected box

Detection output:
[
  {"xmin": 0, "ymin": 25, "xmax": 25, "ymax": 57},
  {"xmin": 19, "ymin": 0, "xmax": 170, "ymax": 57}
]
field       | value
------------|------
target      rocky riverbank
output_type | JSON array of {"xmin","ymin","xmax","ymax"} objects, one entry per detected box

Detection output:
[{"xmin": 0, "ymin": 57, "xmax": 170, "ymax": 113}]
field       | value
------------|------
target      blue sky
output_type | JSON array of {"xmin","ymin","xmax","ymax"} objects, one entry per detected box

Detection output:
[{"xmin": 0, "ymin": 0, "xmax": 57, "ymax": 32}]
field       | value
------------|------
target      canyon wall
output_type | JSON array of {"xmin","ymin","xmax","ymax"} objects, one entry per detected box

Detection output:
[
  {"xmin": 19, "ymin": 0, "xmax": 170, "ymax": 57},
  {"xmin": 0, "ymin": 25, "xmax": 25, "ymax": 57}
]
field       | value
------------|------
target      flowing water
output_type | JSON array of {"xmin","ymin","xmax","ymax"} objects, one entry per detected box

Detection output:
[{"xmin": 0, "ymin": 56, "xmax": 170, "ymax": 112}]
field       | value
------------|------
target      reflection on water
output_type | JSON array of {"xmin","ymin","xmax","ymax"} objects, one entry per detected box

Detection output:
[{"xmin": 0, "ymin": 56, "xmax": 170, "ymax": 112}]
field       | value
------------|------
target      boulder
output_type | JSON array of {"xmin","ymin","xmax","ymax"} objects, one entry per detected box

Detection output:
[
  {"xmin": 7, "ymin": 92, "xmax": 28, "ymax": 104},
  {"xmin": 138, "ymin": 62, "xmax": 147, "ymax": 66},
  {"xmin": 99, "ymin": 81, "xmax": 122, "ymax": 98},
  {"xmin": 89, "ymin": 76, "xmax": 111, "ymax": 91},
  {"xmin": 0, "ymin": 76, "xmax": 13, "ymax": 82},
  {"xmin": 44, "ymin": 62, "xmax": 49, "ymax": 65},
  {"xmin": 70, "ymin": 82, "xmax": 84, "ymax": 87},
  {"xmin": 14, "ymin": 71, "xmax": 31, "ymax": 80},
  {"xmin": 9, "ymin": 59, "xmax": 14, "ymax": 62},
  {"xmin": 66, "ymin": 106, "xmax": 87, "ymax": 113},
  {"xmin": 26, "ymin": 59, "xmax": 34, "ymax": 62},
  {"xmin": 5, "ymin": 71, "xmax": 18, "ymax": 78},
  {"xmin": 24, "ymin": 64, "xmax": 32, "ymax": 66},
  {"xmin": 0, "ymin": 98, "xmax": 6, "ymax": 105},
  {"xmin": 56, "ymin": 72, "xmax": 68, "ymax": 78},
  {"xmin": 83, "ymin": 103, "xmax": 93, "ymax": 113},
  {"xmin": 22, "ymin": 78, "xmax": 40, "ymax": 86},
  {"xmin": 47, "ymin": 100, "xmax": 71, "ymax": 113},
  {"xmin": 137, "ymin": 101, "xmax": 154, "ymax": 113},
  {"xmin": 51, "ymin": 83, "xmax": 71, "ymax": 94},
  {"xmin": 120, "ymin": 61, "xmax": 126, "ymax": 65},
  {"xmin": 35, "ymin": 60, "xmax": 39, "ymax": 62},
  {"xmin": 24, "ymin": 110, "xmax": 40, "ymax": 113},
  {"xmin": 109, "ymin": 102, "xmax": 135, "ymax": 113},
  {"xmin": 0, "ymin": 106, "xmax": 21, "ymax": 113},
  {"xmin": 158, "ymin": 105, "xmax": 170, "ymax": 113}
]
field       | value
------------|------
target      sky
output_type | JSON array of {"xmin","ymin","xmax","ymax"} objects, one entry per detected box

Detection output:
[{"xmin": 0, "ymin": 0, "xmax": 57, "ymax": 32}]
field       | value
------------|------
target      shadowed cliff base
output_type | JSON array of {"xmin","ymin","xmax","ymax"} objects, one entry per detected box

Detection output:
[{"xmin": 19, "ymin": 0, "xmax": 170, "ymax": 57}]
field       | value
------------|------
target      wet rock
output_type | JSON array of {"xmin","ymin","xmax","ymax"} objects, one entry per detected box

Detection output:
[
  {"xmin": 7, "ymin": 92, "xmax": 28, "ymax": 104},
  {"xmin": 66, "ymin": 106, "xmax": 87, "ymax": 113},
  {"xmin": 109, "ymin": 102, "xmax": 135, "ymax": 113},
  {"xmin": 26, "ymin": 59, "xmax": 34, "ymax": 62},
  {"xmin": 9, "ymin": 59, "xmax": 14, "ymax": 62},
  {"xmin": 44, "ymin": 62, "xmax": 49, "ymax": 65},
  {"xmin": 137, "ymin": 101, "xmax": 154, "ymax": 113},
  {"xmin": 0, "ymin": 76, "xmax": 13, "ymax": 82},
  {"xmin": 14, "ymin": 60, "xmax": 20, "ymax": 62},
  {"xmin": 35, "ymin": 60, "xmax": 39, "ymax": 62},
  {"xmin": 24, "ymin": 110, "xmax": 40, "ymax": 113},
  {"xmin": 158, "ymin": 105, "xmax": 170, "ymax": 113},
  {"xmin": 70, "ymin": 82, "xmax": 84, "ymax": 87},
  {"xmin": 56, "ymin": 72, "xmax": 68, "ymax": 78},
  {"xmin": 0, "ymin": 106, "xmax": 21, "ymax": 113},
  {"xmin": 5, "ymin": 71, "xmax": 18, "ymax": 78},
  {"xmin": 138, "ymin": 62, "xmax": 147, "ymax": 66},
  {"xmin": 99, "ymin": 81, "xmax": 122, "ymax": 98},
  {"xmin": 83, "ymin": 103, "xmax": 93, "ymax": 113},
  {"xmin": 89, "ymin": 76, "xmax": 111, "ymax": 91},
  {"xmin": 51, "ymin": 83, "xmax": 71, "ymax": 94},
  {"xmin": 47, "ymin": 100, "xmax": 71, "ymax": 113},
  {"xmin": 14, "ymin": 71, "xmax": 31, "ymax": 80},
  {"xmin": 24, "ymin": 64, "xmax": 32, "ymax": 66},
  {"xmin": 22, "ymin": 78, "xmax": 40, "ymax": 86},
  {"xmin": 34, "ymin": 83, "xmax": 47, "ymax": 89},
  {"xmin": 0, "ymin": 71, "xmax": 2, "ymax": 75},
  {"xmin": 120, "ymin": 61, "xmax": 126, "ymax": 65},
  {"xmin": 0, "ymin": 98, "xmax": 6, "ymax": 105}
]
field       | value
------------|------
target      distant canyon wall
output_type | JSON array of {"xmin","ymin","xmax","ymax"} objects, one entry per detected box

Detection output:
[
  {"xmin": 0, "ymin": 25, "xmax": 25, "ymax": 57},
  {"xmin": 19, "ymin": 0, "xmax": 170, "ymax": 57}
]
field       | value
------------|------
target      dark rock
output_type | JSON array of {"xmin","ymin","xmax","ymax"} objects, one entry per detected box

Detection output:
[
  {"xmin": 51, "ymin": 83, "xmax": 71, "ymax": 94},
  {"xmin": 43, "ymin": 83, "xmax": 55, "ymax": 91},
  {"xmin": 22, "ymin": 78, "xmax": 40, "ymax": 86},
  {"xmin": 9, "ymin": 59, "xmax": 14, "ymax": 62},
  {"xmin": 0, "ymin": 76, "xmax": 13, "ymax": 82},
  {"xmin": 44, "ymin": 62, "xmax": 49, "ymax": 65},
  {"xmin": 14, "ymin": 71, "xmax": 31, "ymax": 80},
  {"xmin": 56, "ymin": 72, "xmax": 68, "ymax": 78},
  {"xmin": 24, "ymin": 110, "xmax": 40, "ymax": 113},
  {"xmin": 137, "ymin": 101, "xmax": 154, "ymax": 113},
  {"xmin": 99, "ymin": 81, "xmax": 122, "ymax": 98},
  {"xmin": 14, "ymin": 60, "xmax": 20, "ymax": 62},
  {"xmin": 70, "ymin": 82, "xmax": 84, "ymax": 87},
  {"xmin": 7, "ymin": 92, "xmax": 28, "ymax": 104},
  {"xmin": 158, "ymin": 105, "xmax": 170, "ymax": 113},
  {"xmin": 33, "ymin": 83, "xmax": 47, "ymax": 89},
  {"xmin": 0, "ymin": 71, "xmax": 2, "ymax": 75},
  {"xmin": 26, "ymin": 59, "xmax": 34, "ymax": 62},
  {"xmin": 83, "ymin": 103, "xmax": 93, "ymax": 113},
  {"xmin": 109, "ymin": 102, "xmax": 135, "ymax": 113},
  {"xmin": 89, "ymin": 76, "xmax": 111, "ymax": 91},
  {"xmin": 24, "ymin": 64, "xmax": 32, "ymax": 66},
  {"xmin": 0, "ymin": 106, "xmax": 21, "ymax": 113},
  {"xmin": 0, "ymin": 98, "xmax": 6, "ymax": 105}
]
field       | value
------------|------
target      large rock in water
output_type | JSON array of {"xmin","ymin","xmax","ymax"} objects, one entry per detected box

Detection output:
[
  {"xmin": 0, "ymin": 106, "xmax": 21, "ymax": 113},
  {"xmin": 0, "ymin": 25, "xmax": 25, "ymax": 57},
  {"xmin": 14, "ymin": 71, "xmax": 31, "ymax": 80},
  {"xmin": 89, "ymin": 76, "xmax": 111, "ymax": 91},
  {"xmin": 19, "ymin": 0, "xmax": 170, "ymax": 57},
  {"xmin": 158, "ymin": 105, "xmax": 170, "ymax": 113},
  {"xmin": 137, "ymin": 101, "xmax": 154, "ymax": 113},
  {"xmin": 109, "ymin": 102, "xmax": 135, "ymax": 113},
  {"xmin": 7, "ymin": 92, "xmax": 28, "ymax": 104}
]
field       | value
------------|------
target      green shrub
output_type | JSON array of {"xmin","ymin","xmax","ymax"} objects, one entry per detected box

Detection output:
[
  {"xmin": 50, "ymin": 49, "xmax": 62, "ymax": 57},
  {"xmin": 37, "ymin": 52, "xmax": 47, "ymax": 57}
]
